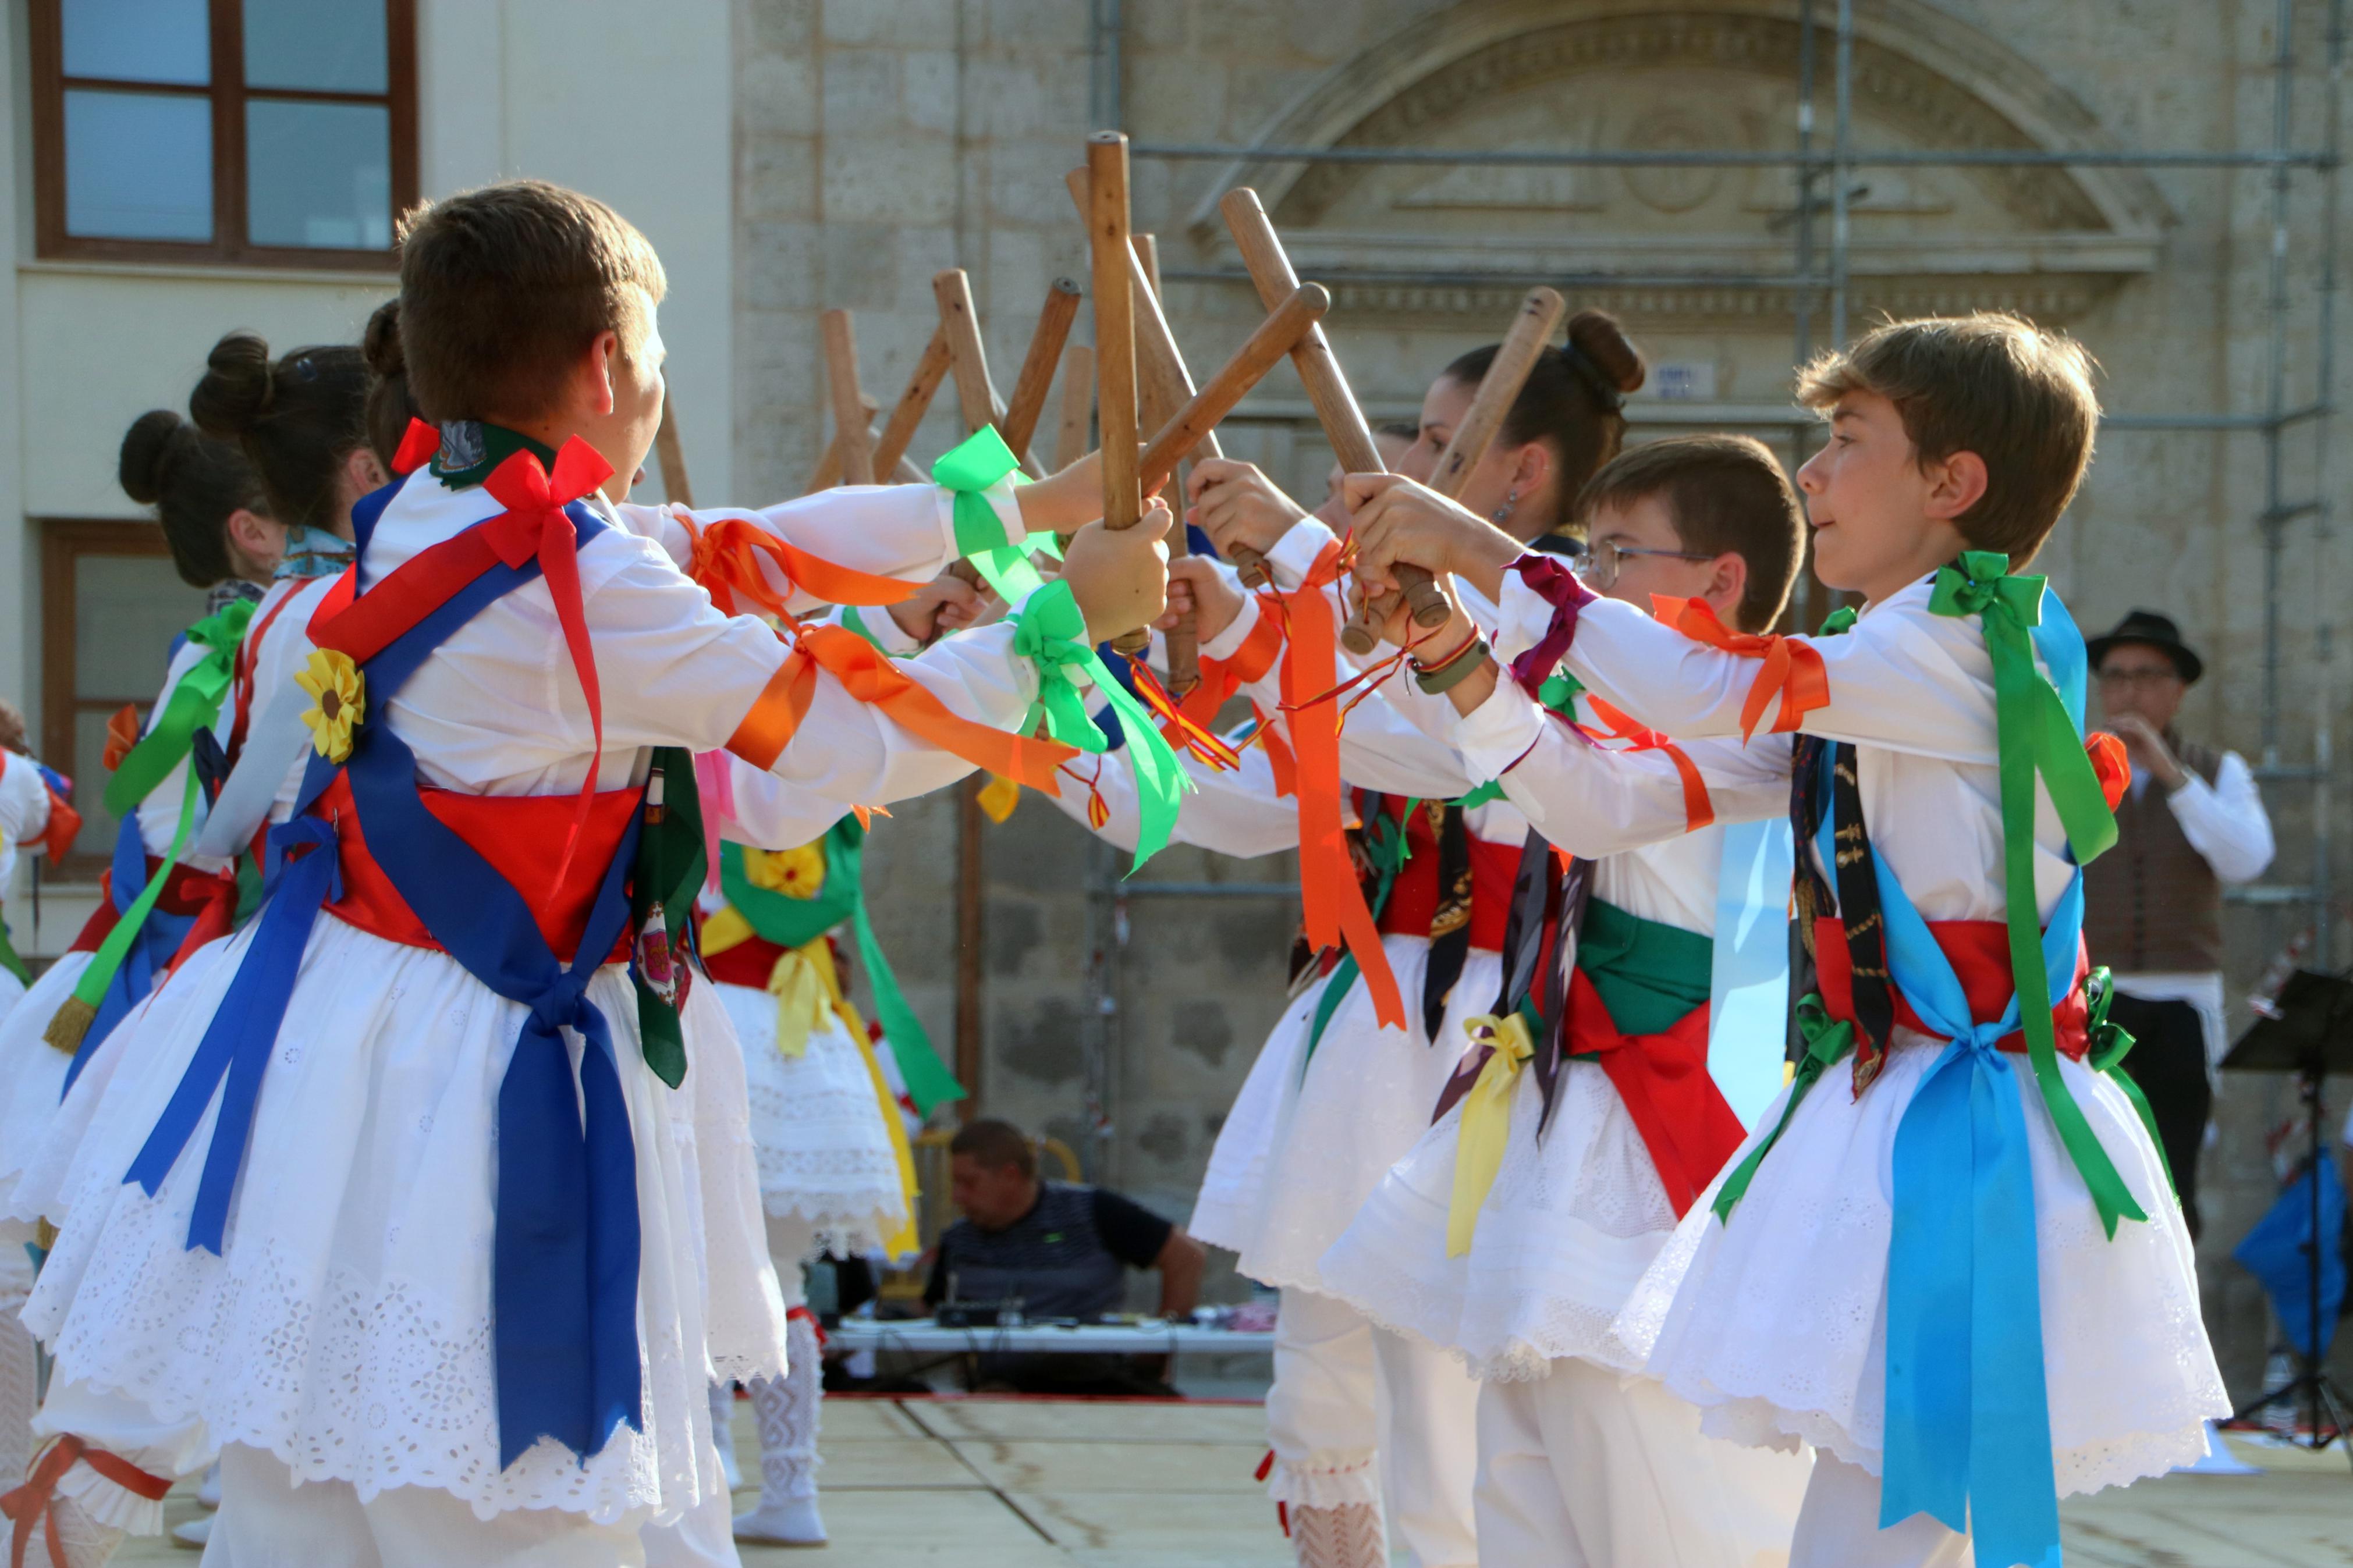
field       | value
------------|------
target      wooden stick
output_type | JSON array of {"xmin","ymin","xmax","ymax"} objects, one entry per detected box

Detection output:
[
  {"xmin": 1065, "ymin": 170, "xmax": 1197, "ymax": 455},
  {"xmin": 1131, "ymin": 233, "xmax": 1162, "ymax": 300},
  {"xmin": 1431, "ymin": 286, "xmax": 1567, "ymax": 499},
  {"xmin": 805, "ymin": 393, "xmax": 882, "ymax": 493},
  {"xmin": 820, "ymin": 309, "xmax": 876, "ymax": 486},
  {"xmin": 1003, "ymin": 278, "xmax": 1083, "ymax": 461},
  {"xmin": 1138, "ymin": 284, "xmax": 1329, "ymax": 497},
  {"xmin": 1087, "ymin": 133, "xmax": 1150, "ymax": 657},
  {"xmin": 655, "ymin": 394, "xmax": 694, "ymax": 509},
  {"xmin": 1220, "ymin": 187, "xmax": 1449, "ymax": 649},
  {"xmin": 872, "ymin": 326, "xmax": 954, "ymax": 478},
  {"xmin": 1055, "ymin": 343, "xmax": 1095, "ymax": 470}
]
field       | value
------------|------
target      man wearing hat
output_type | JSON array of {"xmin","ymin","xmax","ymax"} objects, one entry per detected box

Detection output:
[{"xmin": 2085, "ymin": 609, "xmax": 2276, "ymax": 1237}]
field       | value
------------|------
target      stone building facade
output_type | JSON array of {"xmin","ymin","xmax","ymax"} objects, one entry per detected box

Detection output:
[{"xmin": 734, "ymin": 0, "xmax": 2350, "ymax": 1385}]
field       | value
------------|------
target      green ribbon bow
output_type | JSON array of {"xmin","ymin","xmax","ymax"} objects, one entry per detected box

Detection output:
[
  {"xmin": 1928, "ymin": 550, "xmax": 2142, "ymax": 1238},
  {"xmin": 1712, "ymin": 993, "xmax": 1855, "ymax": 1222},
  {"xmin": 2082, "ymin": 966, "xmax": 2178, "ymax": 1201},
  {"xmin": 936, "ymin": 427, "xmax": 1048, "ymax": 604},
  {"xmin": 72, "ymin": 602, "xmax": 257, "ymax": 1014},
  {"xmin": 1010, "ymin": 579, "xmax": 1190, "ymax": 870},
  {"xmin": 1303, "ymin": 804, "xmax": 1415, "ymax": 1064},
  {"xmin": 718, "ymin": 827, "xmax": 966, "ymax": 1115}
]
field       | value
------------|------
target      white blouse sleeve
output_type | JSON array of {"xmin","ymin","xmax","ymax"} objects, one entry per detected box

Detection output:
[{"xmin": 1042, "ymin": 741, "xmax": 1303, "ymax": 859}]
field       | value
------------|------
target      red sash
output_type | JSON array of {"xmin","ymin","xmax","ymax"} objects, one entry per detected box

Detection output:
[
  {"xmin": 1562, "ymin": 968, "xmax": 1743, "ymax": 1217},
  {"xmin": 1811, "ymin": 915, "xmax": 2091, "ymax": 1060},
  {"xmin": 1370, "ymin": 804, "xmax": 1520, "ymax": 953},
  {"xmin": 311, "ymin": 774, "xmax": 639, "ymax": 965},
  {"xmin": 697, "ymin": 924, "xmax": 814, "ymax": 990},
  {"xmin": 66, "ymin": 859, "xmax": 240, "ymax": 958}
]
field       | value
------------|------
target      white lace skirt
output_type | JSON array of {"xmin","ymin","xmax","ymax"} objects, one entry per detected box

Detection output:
[
  {"xmin": 0, "ymin": 952, "xmax": 95, "ymax": 1239},
  {"xmin": 1219, "ymin": 934, "xmax": 1502, "ymax": 1294},
  {"xmin": 1615, "ymin": 1026, "xmax": 2228, "ymax": 1497},
  {"xmin": 672, "ymin": 977, "xmax": 790, "ymax": 1386},
  {"xmin": 712, "ymin": 978, "xmax": 908, "ymax": 1257},
  {"xmin": 1187, "ymin": 980, "xmax": 1315, "ymax": 1253},
  {"xmin": 1320, "ymin": 1059, "xmax": 1678, "ymax": 1381},
  {"xmin": 0, "ymin": 968, "xmax": 23, "ymax": 1028},
  {"xmin": 22, "ymin": 912, "xmax": 729, "ymax": 1527}
]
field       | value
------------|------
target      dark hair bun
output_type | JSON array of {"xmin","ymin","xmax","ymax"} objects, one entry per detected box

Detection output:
[
  {"xmin": 363, "ymin": 299, "xmax": 405, "ymax": 380},
  {"xmin": 1567, "ymin": 310, "xmax": 1646, "ymax": 396},
  {"xmin": 118, "ymin": 408, "xmax": 193, "ymax": 504},
  {"xmin": 189, "ymin": 330, "xmax": 278, "ymax": 439}
]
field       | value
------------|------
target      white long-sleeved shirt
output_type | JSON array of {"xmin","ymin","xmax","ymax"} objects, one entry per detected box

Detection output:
[{"xmin": 0, "ymin": 751, "xmax": 54, "ymax": 898}]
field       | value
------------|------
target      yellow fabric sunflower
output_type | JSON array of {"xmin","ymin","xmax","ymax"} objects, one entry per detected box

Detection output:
[
  {"xmin": 294, "ymin": 649, "xmax": 364, "ymax": 763},
  {"xmin": 741, "ymin": 842, "xmax": 826, "ymax": 899}
]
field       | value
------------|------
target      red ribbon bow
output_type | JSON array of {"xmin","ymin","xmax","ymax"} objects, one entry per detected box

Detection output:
[
  {"xmin": 1, "ymin": 1438, "xmax": 173, "ymax": 1568},
  {"xmin": 1564, "ymin": 968, "xmax": 1745, "ymax": 1217},
  {"xmin": 2085, "ymin": 730, "xmax": 2131, "ymax": 810}
]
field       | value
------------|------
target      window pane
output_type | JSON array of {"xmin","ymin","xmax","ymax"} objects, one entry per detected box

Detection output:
[
  {"xmin": 73, "ymin": 553, "xmax": 207, "ymax": 700},
  {"xmin": 63, "ymin": 90, "xmax": 212, "ymax": 241},
  {"xmin": 243, "ymin": 0, "xmax": 387, "ymax": 94},
  {"xmin": 61, "ymin": 0, "xmax": 208, "ymax": 86},
  {"xmin": 246, "ymin": 99, "xmax": 390, "ymax": 250},
  {"xmin": 71, "ymin": 706, "xmax": 130, "ymax": 861}
]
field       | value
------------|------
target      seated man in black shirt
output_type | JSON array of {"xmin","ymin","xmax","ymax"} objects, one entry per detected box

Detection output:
[{"xmin": 923, "ymin": 1119, "xmax": 1207, "ymax": 1391}]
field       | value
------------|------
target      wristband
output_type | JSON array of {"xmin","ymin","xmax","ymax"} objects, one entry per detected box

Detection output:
[
  {"xmin": 1410, "ymin": 626, "xmax": 1483, "ymax": 677},
  {"xmin": 1415, "ymin": 638, "xmax": 1491, "ymax": 695}
]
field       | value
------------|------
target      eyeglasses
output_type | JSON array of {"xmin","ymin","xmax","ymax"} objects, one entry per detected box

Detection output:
[
  {"xmin": 2096, "ymin": 667, "xmax": 2182, "ymax": 689},
  {"xmin": 1570, "ymin": 538, "xmax": 1716, "ymax": 588}
]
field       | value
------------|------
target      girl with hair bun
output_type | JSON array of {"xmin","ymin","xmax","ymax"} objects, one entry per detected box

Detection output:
[
  {"xmin": 190, "ymin": 330, "xmax": 386, "ymax": 583},
  {"xmin": 0, "ymin": 411, "xmax": 282, "ymax": 1517},
  {"xmin": 1023, "ymin": 312, "xmax": 1651, "ymax": 1568}
]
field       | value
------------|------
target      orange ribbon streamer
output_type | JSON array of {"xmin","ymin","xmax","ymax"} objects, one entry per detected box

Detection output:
[
  {"xmin": 100, "ymin": 704, "xmax": 141, "ymax": 773},
  {"xmin": 727, "ymin": 621, "xmax": 1077, "ymax": 790},
  {"xmin": 1649, "ymin": 595, "xmax": 1830, "ymax": 740},
  {"xmin": 1280, "ymin": 541, "xmax": 1406, "ymax": 1031},
  {"xmin": 1575, "ymin": 691, "xmax": 1715, "ymax": 834},
  {"xmin": 679, "ymin": 511, "xmax": 920, "ymax": 620}
]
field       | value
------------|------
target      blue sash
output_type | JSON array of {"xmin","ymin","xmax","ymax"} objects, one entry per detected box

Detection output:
[{"xmin": 126, "ymin": 495, "xmax": 652, "ymax": 1470}]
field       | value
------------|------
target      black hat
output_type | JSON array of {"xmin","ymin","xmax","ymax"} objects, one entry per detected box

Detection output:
[{"xmin": 2087, "ymin": 609, "xmax": 2203, "ymax": 685}]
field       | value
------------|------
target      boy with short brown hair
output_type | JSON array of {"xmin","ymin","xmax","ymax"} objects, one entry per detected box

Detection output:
[
  {"xmin": 1347, "ymin": 311, "xmax": 2222, "ymax": 1568},
  {"xmin": 17, "ymin": 177, "xmax": 1164, "ymax": 1564}
]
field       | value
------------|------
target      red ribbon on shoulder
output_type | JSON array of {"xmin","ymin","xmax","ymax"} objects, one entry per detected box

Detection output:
[
  {"xmin": 392, "ymin": 417, "xmax": 441, "ymax": 476},
  {"xmin": 1648, "ymin": 595, "xmax": 1829, "ymax": 740},
  {"xmin": 314, "ymin": 438, "xmax": 616, "ymax": 893},
  {"xmin": 680, "ymin": 510, "xmax": 921, "ymax": 617}
]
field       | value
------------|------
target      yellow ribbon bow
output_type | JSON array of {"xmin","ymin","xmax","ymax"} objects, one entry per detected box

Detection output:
[{"xmin": 1447, "ymin": 1012, "xmax": 1535, "ymax": 1257}]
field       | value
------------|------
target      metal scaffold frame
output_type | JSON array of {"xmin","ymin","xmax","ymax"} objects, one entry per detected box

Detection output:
[{"xmin": 1073, "ymin": 0, "xmax": 2346, "ymax": 1183}]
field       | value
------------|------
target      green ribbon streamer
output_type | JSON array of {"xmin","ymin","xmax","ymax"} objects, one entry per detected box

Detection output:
[
  {"xmin": 1303, "ymin": 805, "xmax": 1414, "ymax": 1064},
  {"xmin": 73, "ymin": 604, "xmax": 255, "ymax": 1012},
  {"xmin": 631, "ymin": 748, "xmax": 705, "ymax": 1090},
  {"xmin": 2082, "ymin": 966, "xmax": 2177, "ymax": 1201},
  {"xmin": 1010, "ymin": 579, "xmax": 1190, "ymax": 870},
  {"xmin": 103, "ymin": 600, "xmax": 254, "ymax": 819},
  {"xmin": 0, "ymin": 916, "xmax": 29, "ymax": 988},
  {"xmin": 936, "ymin": 427, "xmax": 1047, "ymax": 604},
  {"xmin": 1928, "ymin": 550, "xmax": 2142, "ymax": 1238},
  {"xmin": 1712, "ymin": 993, "xmax": 1855, "ymax": 1222},
  {"xmin": 717, "ymin": 826, "xmax": 965, "ymax": 1115}
]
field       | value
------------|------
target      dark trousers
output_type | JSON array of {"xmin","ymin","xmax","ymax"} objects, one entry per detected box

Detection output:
[{"xmin": 2106, "ymin": 991, "xmax": 2213, "ymax": 1239}]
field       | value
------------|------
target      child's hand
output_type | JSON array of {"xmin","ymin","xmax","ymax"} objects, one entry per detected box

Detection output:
[
  {"xmin": 1346, "ymin": 474, "xmax": 1524, "ymax": 602},
  {"xmin": 1156, "ymin": 557, "xmax": 1245, "ymax": 643},
  {"xmin": 1361, "ymin": 575, "xmax": 1473, "ymax": 655},
  {"xmin": 1186, "ymin": 458, "xmax": 1308, "ymax": 558},
  {"xmin": 1062, "ymin": 500, "xmax": 1173, "ymax": 642},
  {"xmin": 887, "ymin": 570, "xmax": 996, "ymax": 643}
]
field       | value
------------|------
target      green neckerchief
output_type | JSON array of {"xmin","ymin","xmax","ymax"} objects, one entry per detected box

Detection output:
[
  {"xmin": 1303, "ymin": 803, "xmax": 1415, "ymax": 1064},
  {"xmin": 1458, "ymin": 671, "xmax": 1584, "ymax": 809},
  {"xmin": 1574, "ymin": 897, "xmax": 1713, "ymax": 1039},
  {"xmin": 716, "ymin": 827, "xmax": 966, "ymax": 1114},
  {"xmin": 1927, "ymin": 550, "xmax": 2141, "ymax": 1238},
  {"xmin": 1010, "ymin": 579, "xmax": 1190, "ymax": 869},
  {"xmin": 631, "ymin": 747, "xmax": 705, "ymax": 1090},
  {"xmin": 430, "ymin": 421, "xmax": 558, "ymax": 490},
  {"xmin": 935, "ymin": 427, "xmax": 1048, "ymax": 602},
  {"xmin": 72, "ymin": 601, "xmax": 255, "ymax": 1016}
]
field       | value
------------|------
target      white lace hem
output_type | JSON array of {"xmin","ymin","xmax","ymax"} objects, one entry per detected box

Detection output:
[{"xmin": 1266, "ymin": 1448, "xmax": 1381, "ymax": 1509}]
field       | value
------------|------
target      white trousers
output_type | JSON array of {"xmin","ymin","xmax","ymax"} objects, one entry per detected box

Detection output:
[
  {"xmin": 200, "ymin": 1443, "xmax": 648, "ymax": 1567},
  {"xmin": 1788, "ymin": 1454, "xmax": 1972, "ymax": 1568},
  {"xmin": 1474, "ymin": 1357, "xmax": 1809, "ymax": 1568},
  {"xmin": 1266, "ymin": 1288, "xmax": 1479, "ymax": 1568}
]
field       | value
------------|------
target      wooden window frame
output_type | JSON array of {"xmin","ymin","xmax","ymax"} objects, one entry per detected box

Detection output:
[
  {"xmin": 40, "ymin": 520, "xmax": 183, "ymax": 877},
  {"xmin": 30, "ymin": 0, "xmax": 417, "ymax": 271}
]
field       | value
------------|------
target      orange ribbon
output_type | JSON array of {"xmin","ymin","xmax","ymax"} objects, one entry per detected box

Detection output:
[
  {"xmin": 1575, "ymin": 692, "xmax": 1715, "ymax": 834},
  {"xmin": 1649, "ymin": 595, "xmax": 1829, "ymax": 740},
  {"xmin": 679, "ymin": 510, "xmax": 920, "ymax": 620},
  {"xmin": 2085, "ymin": 730, "xmax": 2131, "ymax": 810},
  {"xmin": 1, "ymin": 1438, "xmax": 172, "ymax": 1568},
  {"xmin": 727, "ymin": 621, "xmax": 1077, "ymax": 791},
  {"xmin": 1280, "ymin": 542, "xmax": 1405, "ymax": 1031},
  {"xmin": 100, "ymin": 704, "xmax": 141, "ymax": 773}
]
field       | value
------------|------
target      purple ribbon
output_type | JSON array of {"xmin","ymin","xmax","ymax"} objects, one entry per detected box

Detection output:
[{"xmin": 1506, "ymin": 553, "xmax": 1596, "ymax": 698}]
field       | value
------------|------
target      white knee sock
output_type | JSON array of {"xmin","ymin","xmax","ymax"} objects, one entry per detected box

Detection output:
[
  {"xmin": 734, "ymin": 1314, "xmax": 825, "ymax": 1545},
  {"xmin": 0, "ymin": 1297, "xmax": 39, "ymax": 1492},
  {"xmin": 1290, "ymin": 1502, "xmax": 1386, "ymax": 1568}
]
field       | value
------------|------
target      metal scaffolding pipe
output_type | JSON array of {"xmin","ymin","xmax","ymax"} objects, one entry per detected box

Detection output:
[{"xmin": 1133, "ymin": 143, "xmax": 2337, "ymax": 170}]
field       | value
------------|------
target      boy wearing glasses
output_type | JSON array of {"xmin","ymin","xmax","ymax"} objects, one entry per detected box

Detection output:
[{"xmin": 2084, "ymin": 609, "xmax": 2273, "ymax": 1238}]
